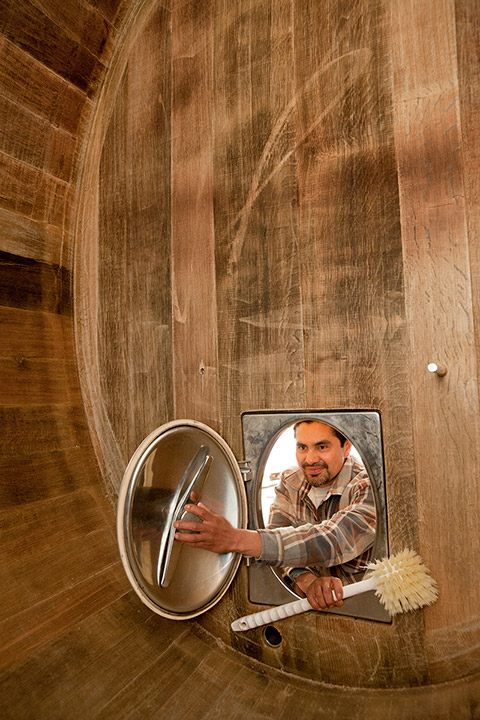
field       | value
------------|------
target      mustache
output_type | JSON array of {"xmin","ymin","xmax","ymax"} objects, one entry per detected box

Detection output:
[{"xmin": 302, "ymin": 461, "xmax": 327, "ymax": 469}]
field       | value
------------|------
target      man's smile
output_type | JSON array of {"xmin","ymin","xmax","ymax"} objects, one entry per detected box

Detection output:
[{"xmin": 304, "ymin": 463, "xmax": 327, "ymax": 475}]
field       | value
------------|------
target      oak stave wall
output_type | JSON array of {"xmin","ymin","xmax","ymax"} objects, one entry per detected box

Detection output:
[{"xmin": 1, "ymin": 0, "xmax": 479, "ymax": 717}]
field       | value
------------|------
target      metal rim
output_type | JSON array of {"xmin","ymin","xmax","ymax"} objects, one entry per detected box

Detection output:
[{"xmin": 116, "ymin": 419, "xmax": 247, "ymax": 619}]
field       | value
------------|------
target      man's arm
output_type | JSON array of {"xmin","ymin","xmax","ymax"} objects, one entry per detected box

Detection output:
[
  {"xmin": 259, "ymin": 477, "xmax": 376, "ymax": 568},
  {"xmin": 175, "ymin": 477, "xmax": 375, "ymax": 568},
  {"xmin": 174, "ymin": 503, "xmax": 343, "ymax": 611}
]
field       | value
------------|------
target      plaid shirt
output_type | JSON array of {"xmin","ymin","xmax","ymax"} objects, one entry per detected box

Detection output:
[{"xmin": 257, "ymin": 456, "xmax": 376, "ymax": 584}]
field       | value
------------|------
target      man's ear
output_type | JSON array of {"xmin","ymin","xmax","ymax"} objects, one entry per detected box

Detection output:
[{"xmin": 344, "ymin": 440, "xmax": 352, "ymax": 458}]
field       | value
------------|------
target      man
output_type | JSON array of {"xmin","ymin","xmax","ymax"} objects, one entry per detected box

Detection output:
[{"xmin": 174, "ymin": 420, "xmax": 376, "ymax": 612}]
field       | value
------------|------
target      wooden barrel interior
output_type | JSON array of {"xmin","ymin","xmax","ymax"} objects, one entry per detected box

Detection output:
[{"xmin": 1, "ymin": 0, "xmax": 480, "ymax": 716}]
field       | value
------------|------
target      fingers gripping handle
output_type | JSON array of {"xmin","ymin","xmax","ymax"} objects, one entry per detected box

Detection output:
[{"xmin": 231, "ymin": 576, "xmax": 378, "ymax": 632}]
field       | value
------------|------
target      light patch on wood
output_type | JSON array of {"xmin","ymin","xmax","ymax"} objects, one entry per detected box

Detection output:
[{"xmin": 391, "ymin": 0, "xmax": 480, "ymax": 649}]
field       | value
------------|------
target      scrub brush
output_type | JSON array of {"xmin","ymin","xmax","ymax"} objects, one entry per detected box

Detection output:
[{"xmin": 231, "ymin": 548, "xmax": 437, "ymax": 632}]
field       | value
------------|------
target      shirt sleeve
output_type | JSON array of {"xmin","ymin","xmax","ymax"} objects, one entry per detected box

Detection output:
[
  {"xmin": 266, "ymin": 475, "xmax": 299, "ymax": 529},
  {"xmin": 259, "ymin": 476, "xmax": 376, "ymax": 569},
  {"xmin": 263, "ymin": 474, "xmax": 310, "ymax": 580}
]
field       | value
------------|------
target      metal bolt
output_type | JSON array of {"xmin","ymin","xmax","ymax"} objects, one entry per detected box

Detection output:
[{"xmin": 427, "ymin": 362, "xmax": 447, "ymax": 377}]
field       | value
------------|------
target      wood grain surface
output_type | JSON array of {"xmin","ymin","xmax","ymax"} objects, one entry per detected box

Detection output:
[
  {"xmin": 171, "ymin": 0, "xmax": 220, "ymax": 429},
  {"xmin": 0, "ymin": 0, "xmax": 131, "ymax": 699},
  {"xmin": 213, "ymin": 0, "xmax": 306, "ymax": 449},
  {"xmin": 98, "ymin": 1, "xmax": 173, "ymax": 462},
  {"xmin": 391, "ymin": 0, "xmax": 480, "ymax": 673},
  {"xmin": 1, "ymin": 0, "xmax": 480, "ymax": 715},
  {"xmin": 0, "ymin": 0, "xmax": 106, "ymax": 94}
]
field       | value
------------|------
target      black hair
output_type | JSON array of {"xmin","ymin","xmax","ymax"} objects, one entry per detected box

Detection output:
[{"xmin": 293, "ymin": 420, "xmax": 347, "ymax": 447}]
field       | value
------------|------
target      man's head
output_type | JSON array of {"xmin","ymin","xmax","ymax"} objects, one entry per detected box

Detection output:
[{"xmin": 294, "ymin": 421, "xmax": 351, "ymax": 487}]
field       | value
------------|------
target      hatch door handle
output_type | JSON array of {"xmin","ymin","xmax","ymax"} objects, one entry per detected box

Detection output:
[{"xmin": 157, "ymin": 445, "xmax": 212, "ymax": 588}]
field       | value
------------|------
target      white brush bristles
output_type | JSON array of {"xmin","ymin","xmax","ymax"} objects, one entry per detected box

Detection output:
[{"xmin": 366, "ymin": 548, "xmax": 438, "ymax": 615}]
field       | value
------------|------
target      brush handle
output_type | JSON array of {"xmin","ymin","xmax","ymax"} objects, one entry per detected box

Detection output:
[{"xmin": 231, "ymin": 576, "xmax": 377, "ymax": 632}]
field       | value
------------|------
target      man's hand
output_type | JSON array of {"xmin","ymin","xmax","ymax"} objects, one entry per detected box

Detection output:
[
  {"xmin": 294, "ymin": 572, "xmax": 343, "ymax": 611},
  {"xmin": 174, "ymin": 502, "xmax": 237, "ymax": 553},
  {"xmin": 174, "ymin": 502, "xmax": 262, "ymax": 557}
]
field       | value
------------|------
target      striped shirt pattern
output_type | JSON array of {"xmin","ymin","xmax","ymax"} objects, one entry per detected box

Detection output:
[{"xmin": 257, "ymin": 456, "xmax": 376, "ymax": 584}]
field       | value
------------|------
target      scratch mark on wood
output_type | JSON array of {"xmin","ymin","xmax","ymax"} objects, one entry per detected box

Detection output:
[{"xmin": 226, "ymin": 48, "xmax": 372, "ymax": 269}]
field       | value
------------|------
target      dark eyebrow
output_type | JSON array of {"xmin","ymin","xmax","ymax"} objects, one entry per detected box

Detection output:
[{"xmin": 296, "ymin": 439, "xmax": 332, "ymax": 447}]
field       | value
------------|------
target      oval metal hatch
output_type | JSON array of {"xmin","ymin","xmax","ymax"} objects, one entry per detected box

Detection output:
[{"xmin": 117, "ymin": 419, "xmax": 247, "ymax": 619}]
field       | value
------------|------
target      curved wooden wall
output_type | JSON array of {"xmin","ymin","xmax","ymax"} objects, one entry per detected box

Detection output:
[{"xmin": 1, "ymin": 0, "xmax": 480, "ymax": 717}]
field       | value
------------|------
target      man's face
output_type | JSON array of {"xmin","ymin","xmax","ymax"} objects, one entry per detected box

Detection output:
[{"xmin": 295, "ymin": 422, "xmax": 351, "ymax": 487}]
